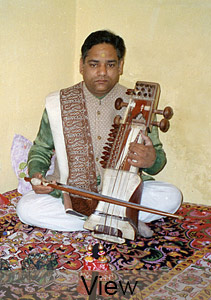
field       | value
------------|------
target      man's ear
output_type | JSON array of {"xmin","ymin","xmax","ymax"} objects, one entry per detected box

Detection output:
[
  {"xmin": 79, "ymin": 58, "xmax": 84, "ymax": 75},
  {"xmin": 118, "ymin": 59, "xmax": 124, "ymax": 75}
]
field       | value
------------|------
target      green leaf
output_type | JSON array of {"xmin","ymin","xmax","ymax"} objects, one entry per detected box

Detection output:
[
  {"xmin": 19, "ymin": 172, "xmax": 26, "ymax": 178},
  {"xmin": 19, "ymin": 162, "xmax": 27, "ymax": 170}
]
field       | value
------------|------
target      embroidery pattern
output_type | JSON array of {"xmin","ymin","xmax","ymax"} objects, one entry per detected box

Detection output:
[{"xmin": 60, "ymin": 82, "xmax": 98, "ymax": 193}]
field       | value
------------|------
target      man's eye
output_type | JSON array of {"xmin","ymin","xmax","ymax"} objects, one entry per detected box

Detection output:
[
  {"xmin": 89, "ymin": 63, "xmax": 98, "ymax": 68},
  {"xmin": 107, "ymin": 63, "xmax": 115, "ymax": 68}
]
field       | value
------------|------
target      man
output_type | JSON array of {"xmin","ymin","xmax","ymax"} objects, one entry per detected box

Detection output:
[{"xmin": 17, "ymin": 30, "xmax": 182, "ymax": 238}]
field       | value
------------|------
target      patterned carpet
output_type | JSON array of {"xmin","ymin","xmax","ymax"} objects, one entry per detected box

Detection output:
[
  {"xmin": 0, "ymin": 190, "xmax": 211, "ymax": 299},
  {"xmin": 137, "ymin": 250, "xmax": 211, "ymax": 300}
]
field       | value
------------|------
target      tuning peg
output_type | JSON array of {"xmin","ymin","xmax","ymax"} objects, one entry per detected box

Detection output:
[
  {"xmin": 109, "ymin": 132, "xmax": 116, "ymax": 138},
  {"xmin": 151, "ymin": 118, "xmax": 170, "ymax": 132},
  {"xmin": 110, "ymin": 128, "xmax": 118, "ymax": 133},
  {"xmin": 114, "ymin": 115, "xmax": 122, "ymax": 125},
  {"xmin": 107, "ymin": 138, "xmax": 115, "ymax": 143},
  {"xmin": 153, "ymin": 106, "xmax": 173, "ymax": 120},
  {"xmin": 126, "ymin": 89, "xmax": 133, "ymax": 95},
  {"xmin": 115, "ymin": 98, "xmax": 128, "ymax": 110},
  {"xmin": 100, "ymin": 161, "xmax": 107, "ymax": 168},
  {"xmin": 101, "ymin": 155, "xmax": 110, "ymax": 161},
  {"xmin": 103, "ymin": 146, "xmax": 111, "ymax": 151},
  {"xmin": 102, "ymin": 151, "xmax": 110, "ymax": 156},
  {"xmin": 105, "ymin": 142, "xmax": 113, "ymax": 146}
]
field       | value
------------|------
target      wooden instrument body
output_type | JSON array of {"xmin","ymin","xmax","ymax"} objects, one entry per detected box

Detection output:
[
  {"xmin": 84, "ymin": 81, "xmax": 163, "ymax": 244},
  {"xmin": 84, "ymin": 170, "xmax": 142, "ymax": 244}
]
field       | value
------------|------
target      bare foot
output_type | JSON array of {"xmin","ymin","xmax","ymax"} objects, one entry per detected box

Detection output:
[{"xmin": 138, "ymin": 221, "xmax": 154, "ymax": 238}]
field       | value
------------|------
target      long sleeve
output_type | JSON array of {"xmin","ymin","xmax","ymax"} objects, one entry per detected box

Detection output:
[
  {"xmin": 27, "ymin": 110, "xmax": 63, "ymax": 198},
  {"xmin": 28, "ymin": 109, "xmax": 55, "ymax": 177},
  {"xmin": 141, "ymin": 123, "xmax": 167, "ymax": 181}
]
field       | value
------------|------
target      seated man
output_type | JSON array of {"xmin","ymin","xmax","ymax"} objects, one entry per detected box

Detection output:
[{"xmin": 17, "ymin": 30, "xmax": 182, "ymax": 238}]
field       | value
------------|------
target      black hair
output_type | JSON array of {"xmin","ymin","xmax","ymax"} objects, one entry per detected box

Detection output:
[{"xmin": 81, "ymin": 30, "xmax": 126, "ymax": 62}]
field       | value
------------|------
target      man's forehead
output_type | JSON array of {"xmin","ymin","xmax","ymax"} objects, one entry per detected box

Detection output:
[
  {"xmin": 86, "ymin": 58, "xmax": 118, "ymax": 63},
  {"xmin": 86, "ymin": 43, "xmax": 118, "ymax": 58}
]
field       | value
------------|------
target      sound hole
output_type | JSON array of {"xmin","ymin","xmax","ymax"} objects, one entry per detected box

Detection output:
[
  {"xmin": 94, "ymin": 225, "xmax": 122, "ymax": 238},
  {"xmin": 135, "ymin": 83, "xmax": 155, "ymax": 99}
]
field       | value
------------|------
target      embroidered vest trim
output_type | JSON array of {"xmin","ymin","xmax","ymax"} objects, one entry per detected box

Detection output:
[{"xmin": 60, "ymin": 82, "xmax": 98, "ymax": 215}]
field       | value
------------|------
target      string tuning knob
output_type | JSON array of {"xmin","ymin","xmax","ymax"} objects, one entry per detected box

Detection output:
[
  {"xmin": 153, "ymin": 106, "xmax": 173, "ymax": 120},
  {"xmin": 105, "ymin": 142, "xmax": 113, "ymax": 146},
  {"xmin": 110, "ymin": 128, "xmax": 118, "ymax": 133},
  {"xmin": 151, "ymin": 118, "xmax": 170, "ymax": 132},
  {"xmin": 114, "ymin": 115, "xmax": 122, "ymax": 125},
  {"xmin": 100, "ymin": 160, "xmax": 107, "ymax": 168},
  {"xmin": 112, "ymin": 124, "xmax": 119, "ymax": 129},
  {"xmin": 126, "ymin": 89, "xmax": 133, "ymax": 95},
  {"xmin": 102, "ymin": 151, "xmax": 110, "ymax": 156},
  {"xmin": 103, "ymin": 146, "xmax": 111, "ymax": 152},
  {"xmin": 109, "ymin": 132, "xmax": 116, "ymax": 138},
  {"xmin": 101, "ymin": 155, "xmax": 110, "ymax": 161},
  {"xmin": 115, "ymin": 98, "xmax": 128, "ymax": 110}
]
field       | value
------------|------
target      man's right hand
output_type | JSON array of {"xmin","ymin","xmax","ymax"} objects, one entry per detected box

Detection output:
[{"xmin": 31, "ymin": 173, "xmax": 54, "ymax": 194}]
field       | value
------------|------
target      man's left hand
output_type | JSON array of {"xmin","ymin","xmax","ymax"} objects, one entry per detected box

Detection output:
[{"xmin": 127, "ymin": 133, "xmax": 156, "ymax": 168}]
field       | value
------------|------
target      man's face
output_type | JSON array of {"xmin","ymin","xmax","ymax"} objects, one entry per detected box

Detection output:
[{"xmin": 80, "ymin": 43, "xmax": 124, "ymax": 98}]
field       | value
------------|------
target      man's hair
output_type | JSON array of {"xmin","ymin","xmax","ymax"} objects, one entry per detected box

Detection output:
[{"xmin": 81, "ymin": 30, "xmax": 126, "ymax": 62}]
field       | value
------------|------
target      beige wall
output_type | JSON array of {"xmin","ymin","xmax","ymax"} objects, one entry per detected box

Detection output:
[
  {"xmin": 1, "ymin": 0, "xmax": 210, "ymax": 205},
  {"xmin": 0, "ymin": 0, "xmax": 76, "ymax": 192}
]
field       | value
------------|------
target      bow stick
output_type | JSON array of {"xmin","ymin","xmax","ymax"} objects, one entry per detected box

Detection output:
[{"xmin": 24, "ymin": 177, "xmax": 183, "ymax": 220}]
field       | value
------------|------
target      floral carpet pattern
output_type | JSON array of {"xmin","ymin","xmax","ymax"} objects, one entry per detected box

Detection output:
[
  {"xmin": 0, "ymin": 190, "xmax": 211, "ymax": 299},
  {"xmin": 0, "ymin": 190, "xmax": 211, "ymax": 272},
  {"xmin": 133, "ymin": 249, "xmax": 211, "ymax": 300}
]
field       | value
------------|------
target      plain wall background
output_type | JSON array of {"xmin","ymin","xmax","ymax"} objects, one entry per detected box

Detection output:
[{"xmin": 1, "ymin": 0, "xmax": 210, "ymax": 205}]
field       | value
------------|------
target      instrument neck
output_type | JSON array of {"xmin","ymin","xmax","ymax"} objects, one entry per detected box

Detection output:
[{"xmin": 105, "ymin": 122, "xmax": 146, "ymax": 173}]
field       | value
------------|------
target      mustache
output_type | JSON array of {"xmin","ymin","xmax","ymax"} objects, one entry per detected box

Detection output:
[{"xmin": 95, "ymin": 77, "xmax": 108, "ymax": 81}]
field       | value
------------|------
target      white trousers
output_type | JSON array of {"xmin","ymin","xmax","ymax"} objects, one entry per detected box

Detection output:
[{"xmin": 16, "ymin": 181, "xmax": 182, "ymax": 232}]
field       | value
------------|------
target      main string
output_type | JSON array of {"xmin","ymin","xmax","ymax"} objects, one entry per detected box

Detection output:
[
  {"xmin": 101, "ymin": 123, "xmax": 130, "ymax": 236},
  {"xmin": 107, "ymin": 126, "xmax": 134, "ymax": 237},
  {"xmin": 110, "ymin": 128, "xmax": 142, "ymax": 237},
  {"xmin": 103, "ymin": 124, "xmax": 143, "ymax": 238}
]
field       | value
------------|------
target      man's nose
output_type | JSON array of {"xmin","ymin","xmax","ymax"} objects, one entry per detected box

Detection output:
[{"xmin": 98, "ymin": 63, "xmax": 107, "ymax": 75}]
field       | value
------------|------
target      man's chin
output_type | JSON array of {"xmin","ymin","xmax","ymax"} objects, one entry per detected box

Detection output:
[
  {"xmin": 93, "ymin": 86, "xmax": 111, "ymax": 97},
  {"xmin": 86, "ymin": 82, "xmax": 114, "ymax": 97},
  {"xmin": 95, "ymin": 90, "xmax": 111, "ymax": 98}
]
